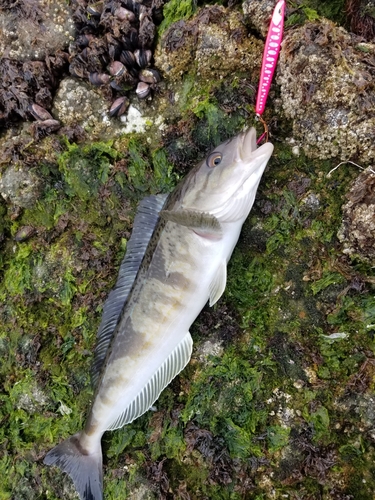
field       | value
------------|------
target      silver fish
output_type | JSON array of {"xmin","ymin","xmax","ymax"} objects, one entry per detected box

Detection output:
[{"xmin": 44, "ymin": 128, "xmax": 274, "ymax": 499}]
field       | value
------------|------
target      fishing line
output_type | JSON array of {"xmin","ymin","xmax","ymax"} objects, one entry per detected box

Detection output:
[
  {"xmin": 327, "ymin": 161, "xmax": 375, "ymax": 178},
  {"xmin": 255, "ymin": 0, "xmax": 286, "ymax": 144}
]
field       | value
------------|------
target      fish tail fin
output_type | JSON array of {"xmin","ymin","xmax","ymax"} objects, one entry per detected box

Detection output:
[{"xmin": 44, "ymin": 432, "xmax": 103, "ymax": 500}]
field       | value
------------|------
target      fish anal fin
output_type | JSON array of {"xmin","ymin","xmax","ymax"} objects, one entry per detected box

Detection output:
[
  {"xmin": 209, "ymin": 260, "xmax": 227, "ymax": 306},
  {"xmin": 160, "ymin": 209, "xmax": 222, "ymax": 238},
  {"xmin": 107, "ymin": 332, "xmax": 193, "ymax": 430}
]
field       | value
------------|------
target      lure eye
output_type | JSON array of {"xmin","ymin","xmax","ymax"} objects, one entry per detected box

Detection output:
[{"xmin": 206, "ymin": 152, "xmax": 222, "ymax": 168}]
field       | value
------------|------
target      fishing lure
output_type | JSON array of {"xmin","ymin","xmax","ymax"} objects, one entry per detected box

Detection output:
[{"xmin": 255, "ymin": 0, "xmax": 286, "ymax": 143}]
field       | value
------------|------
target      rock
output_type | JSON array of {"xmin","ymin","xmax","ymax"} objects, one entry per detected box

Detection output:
[
  {"xmin": 338, "ymin": 166, "xmax": 375, "ymax": 264},
  {"xmin": 0, "ymin": 164, "xmax": 43, "ymax": 208},
  {"xmin": 277, "ymin": 19, "xmax": 375, "ymax": 163},
  {"xmin": 242, "ymin": 0, "xmax": 277, "ymax": 37},
  {"xmin": 0, "ymin": 0, "xmax": 74, "ymax": 61},
  {"xmin": 53, "ymin": 77, "xmax": 113, "ymax": 139},
  {"xmin": 155, "ymin": 6, "xmax": 263, "ymax": 81}
]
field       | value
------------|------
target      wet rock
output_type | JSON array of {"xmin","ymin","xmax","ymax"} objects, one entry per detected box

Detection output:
[
  {"xmin": 242, "ymin": 0, "xmax": 278, "ymax": 37},
  {"xmin": 338, "ymin": 166, "xmax": 375, "ymax": 264},
  {"xmin": 53, "ymin": 77, "xmax": 113, "ymax": 138},
  {"xmin": 52, "ymin": 76, "xmax": 169, "ymax": 140},
  {"xmin": 0, "ymin": 0, "xmax": 74, "ymax": 61},
  {"xmin": 277, "ymin": 19, "xmax": 375, "ymax": 163},
  {"xmin": 0, "ymin": 164, "xmax": 43, "ymax": 208},
  {"xmin": 155, "ymin": 6, "xmax": 263, "ymax": 81}
]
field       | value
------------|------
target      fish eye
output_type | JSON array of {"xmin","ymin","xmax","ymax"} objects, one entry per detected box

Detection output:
[{"xmin": 206, "ymin": 152, "xmax": 222, "ymax": 168}]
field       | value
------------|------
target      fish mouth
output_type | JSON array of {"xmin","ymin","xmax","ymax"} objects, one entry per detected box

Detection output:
[
  {"xmin": 238, "ymin": 128, "xmax": 258, "ymax": 161},
  {"xmin": 238, "ymin": 128, "xmax": 274, "ymax": 168}
]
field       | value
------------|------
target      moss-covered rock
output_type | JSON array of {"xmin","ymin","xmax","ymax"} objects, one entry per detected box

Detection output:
[
  {"xmin": 0, "ymin": 1, "xmax": 375, "ymax": 499},
  {"xmin": 277, "ymin": 19, "xmax": 375, "ymax": 162}
]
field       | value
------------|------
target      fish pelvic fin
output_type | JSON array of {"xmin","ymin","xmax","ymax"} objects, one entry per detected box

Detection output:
[
  {"xmin": 44, "ymin": 432, "xmax": 103, "ymax": 500},
  {"xmin": 209, "ymin": 259, "xmax": 227, "ymax": 306}
]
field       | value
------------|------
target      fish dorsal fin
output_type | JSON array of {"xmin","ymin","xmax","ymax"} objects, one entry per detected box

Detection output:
[
  {"xmin": 209, "ymin": 259, "xmax": 227, "ymax": 306},
  {"xmin": 107, "ymin": 332, "xmax": 193, "ymax": 430},
  {"xmin": 91, "ymin": 194, "xmax": 169, "ymax": 388},
  {"xmin": 160, "ymin": 208, "xmax": 222, "ymax": 237}
]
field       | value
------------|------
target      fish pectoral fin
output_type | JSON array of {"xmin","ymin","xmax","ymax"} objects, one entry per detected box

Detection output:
[
  {"xmin": 160, "ymin": 209, "xmax": 222, "ymax": 238},
  {"xmin": 209, "ymin": 260, "xmax": 227, "ymax": 306},
  {"xmin": 107, "ymin": 332, "xmax": 193, "ymax": 431}
]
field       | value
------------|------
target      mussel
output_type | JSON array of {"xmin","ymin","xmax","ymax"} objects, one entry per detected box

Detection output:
[
  {"xmin": 108, "ymin": 61, "xmax": 126, "ymax": 77},
  {"xmin": 87, "ymin": 1, "xmax": 104, "ymax": 17},
  {"xmin": 28, "ymin": 103, "xmax": 53, "ymax": 121},
  {"xmin": 114, "ymin": 7, "xmax": 135, "ymax": 22},
  {"xmin": 134, "ymin": 49, "xmax": 152, "ymax": 69},
  {"xmin": 120, "ymin": 50, "xmax": 136, "ymax": 68},
  {"xmin": 109, "ymin": 96, "xmax": 130, "ymax": 117},
  {"xmin": 138, "ymin": 68, "xmax": 160, "ymax": 84},
  {"xmin": 89, "ymin": 72, "xmax": 110, "ymax": 86},
  {"xmin": 136, "ymin": 81, "xmax": 150, "ymax": 99}
]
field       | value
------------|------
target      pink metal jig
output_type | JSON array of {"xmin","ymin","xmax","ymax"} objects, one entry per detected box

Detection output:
[{"xmin": 255, "ymin": 0, "xmax": 285, "ymax": 142}]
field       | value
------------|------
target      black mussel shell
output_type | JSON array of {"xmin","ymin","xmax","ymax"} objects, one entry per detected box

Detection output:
[
  {"xmin": 89, "ymin": 72, "xmax": 110, "ymax": 86},
  {"xmin": 120, "ymin": 50, "xmax": 136, "ymax": 68},
  {"xmin": 152, "ymin": 5, "xmax": 164, "ymax": 24},
  {"xmin": 136, "ymin": 81, "xmax": 150, "ymax": 99},
  {"xmin": 110, "ymin": 80, "xmax": 124, "ymax": 91},
  {"xmin": 128, "ymin": 29, "xmax": 139, "ymax": 50},
  {"xmin": 134, "ymin": 49, "xmax": 152, "ymax": 69},
  {"xmin": 108, "ymin": 43, "xmax": 122, "ymax": 61},
  {"xmin": 30, "ymin": 119, "xmax": 61, "ymax": 139},
  {"xmin": 133, "ymin": 3, "xmax": 141, "ymax": 18},
  {"xmin": 39, "ymin": 119, "xmax": 61, "ymax": 131},
  {"xmin": 120, "ymin": 0, "xmax": 134, "ymax": 11},
  {"xmin": 138, "ymin": 68, "xmax": 160, "ymax": 84},
  {"xmin": 109, "ymin": 96, "xmax": 129, "ymax": 117},
  {"xmin": 120, "ymin": 36, "xmax": 132, "ymax": 51},
  {"xmin": 109, "ymin": 60, "xmax": 126, "ymax": 77},
  {"xmin": 28, "ymin": 103, "xmax": 53, "ymax": 121},
  {"xmin": 114, "ymin": 7, "xmax": 135, "ymax": 22}
]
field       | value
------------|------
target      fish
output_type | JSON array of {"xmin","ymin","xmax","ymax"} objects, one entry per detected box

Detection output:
[{"xmin": 43, "ymin": 127, "xmax": 274, "ymax": 500}]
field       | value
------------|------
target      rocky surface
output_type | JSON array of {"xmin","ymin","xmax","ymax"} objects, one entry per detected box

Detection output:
[
  {"xmin": 0, "ymin": 1, "xmax": 375, "ymax": 499},
  {"xmin": 277, "ymin": 19, "xmax": 375, "ymax": 163},
  {"xmin": 155, "ymin": 6, "xmax": 263, "ymax": 81},
  {"xmin": 338, "ymin": 165, "xmax": 375, "ymax": 265}
]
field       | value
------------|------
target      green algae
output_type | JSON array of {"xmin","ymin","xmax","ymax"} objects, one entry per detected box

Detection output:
[
  {"xmin": 286, "ymin": 0, "xmax": 347, "ymax": 27},
  {"xmin": 160, "ymin": 0, "xmax": 197, "ymax": 33},
  {"xmin": 2, "ymin": 121, "xmax": 375, "ymax": 500}
]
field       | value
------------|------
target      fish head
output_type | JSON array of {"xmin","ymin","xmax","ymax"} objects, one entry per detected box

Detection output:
[{"xmin": 181, "ymin": 128, "xmax": 274, "ymax": 222}]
